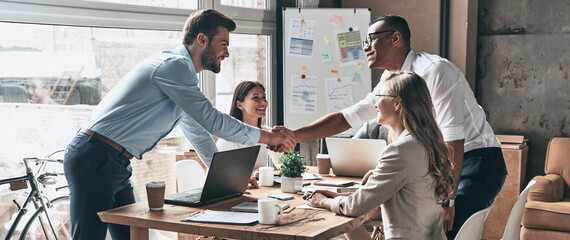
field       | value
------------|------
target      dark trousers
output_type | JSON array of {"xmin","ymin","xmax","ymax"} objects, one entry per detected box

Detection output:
[
  {"xmin": 63, "ymin": 132, "xmax": 135, "ymax": 240},
  {"xmin": 446, "ymin": 147, "xmax": 507, "ymax": 240}
]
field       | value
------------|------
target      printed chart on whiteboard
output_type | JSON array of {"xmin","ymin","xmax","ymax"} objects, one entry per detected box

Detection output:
[
  {"xmin": 325, "ymin": 77, "xmax": 353, "ymax": 113},
  {"xmin": 335, "ymin": 28, "xmax": 365, "ymax": 67},
  {"xmin": 288, "ymin": 18, "xmax": 317, "ymax": 58},
  {"xmin": 290, "ymin": 75, "xmax": 317, "ymax": 114}
]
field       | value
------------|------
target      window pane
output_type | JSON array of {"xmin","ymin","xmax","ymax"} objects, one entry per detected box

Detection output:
[
  {"xmin": 0, "ymin": 21, "xmax": 182, "ymax": 160},
  {"xmin": 0, "ymin": 22, "xmax": 181, "ymax": 105},
  {"xmin": 220, "ymin": 0, "xmax": 266, "ymax": 9},
  {"xmin": 216, "ymin": 34, "xmax": 268, "ymax": 116},
  {"xmin": 82, "ymin": 0, "xmax": 197, "ymax": 9}
]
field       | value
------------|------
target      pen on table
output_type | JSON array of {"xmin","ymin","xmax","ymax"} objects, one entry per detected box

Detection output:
[{"xmin": 303, "ymin": 191, "xmax": 313, "ymax": 200}]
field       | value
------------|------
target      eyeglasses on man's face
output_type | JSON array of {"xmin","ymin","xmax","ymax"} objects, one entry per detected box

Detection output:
[{"xmin": 362, "ymin": 30, "xmax": 396, "ymax": 48}]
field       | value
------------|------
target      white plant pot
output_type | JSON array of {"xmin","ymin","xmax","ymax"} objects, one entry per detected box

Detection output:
[{"xmin": 281, "ymin": 176, "xmax": 303, "ymax": 193}]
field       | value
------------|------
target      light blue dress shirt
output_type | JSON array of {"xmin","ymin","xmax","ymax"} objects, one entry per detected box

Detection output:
[{"xmin": 84, "ymin": 45, "xmax": 260, "ymax": 165}]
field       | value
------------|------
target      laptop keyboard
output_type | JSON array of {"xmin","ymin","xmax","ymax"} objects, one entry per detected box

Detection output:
[{"xmin": 175, "ymin": 193, "xmax": 200, "ymax": 203}]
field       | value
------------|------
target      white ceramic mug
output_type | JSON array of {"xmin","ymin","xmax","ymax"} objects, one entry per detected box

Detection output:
[
  {"xmin": 257, "ymin": 198, "xmax": 283, "ymax": 224},
  {"xmin": 259, "ymin": 167, "xmax": 274, "ymax": 187}
]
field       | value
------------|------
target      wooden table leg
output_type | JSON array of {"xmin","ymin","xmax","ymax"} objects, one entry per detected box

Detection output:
[{"xmin": 131, "ymin": 226, "xmax": 149, "ymax": 240}]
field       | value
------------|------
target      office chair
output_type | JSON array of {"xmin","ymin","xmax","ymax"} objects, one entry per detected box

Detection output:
[
  {"xmin": 175, "ymin": 160, "xmax": 206, "ymax": 192},
  {"xmin": 455, "ymin": 205, "xmax": 494, "ymax": 240},
  {"xmin": 501, "ymin": 180, "xmax": 536, "ymax": 240}
]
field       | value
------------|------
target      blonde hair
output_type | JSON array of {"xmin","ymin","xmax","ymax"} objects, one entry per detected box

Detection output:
[{"xmin": 384, "ymin": 71, "xmax": 454, "ymax": 203}]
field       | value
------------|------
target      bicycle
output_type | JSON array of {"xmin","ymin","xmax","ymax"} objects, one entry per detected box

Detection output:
[{"xmin": 0, "ymin": 150, "xmax": 71, "ymax": 240}]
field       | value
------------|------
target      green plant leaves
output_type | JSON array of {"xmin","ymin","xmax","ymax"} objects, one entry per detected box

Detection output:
[{"xmin": 279, "ymin": 150, "xmax": 307, "ymax": 178}]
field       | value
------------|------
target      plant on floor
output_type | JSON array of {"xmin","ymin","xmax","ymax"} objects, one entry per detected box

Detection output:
[{"xmin": 279, "ymin": 150, "xmax": 307, "ymax": 178}]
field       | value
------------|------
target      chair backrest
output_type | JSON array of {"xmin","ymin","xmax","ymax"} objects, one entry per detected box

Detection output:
[
  {"xmin": 544, "ymin": 137, "xmax": 570, "ymax": 197},
  {"xmin": 455, "ymin": 205, "xmax": 494, "ymax": 240},
  {"xmin": 175, "ymin": 160, "xmax": 206, "ymax": 192},
  {"xmin": 501, "ymin": 180, "xmax": 537, "ymax": 240}
]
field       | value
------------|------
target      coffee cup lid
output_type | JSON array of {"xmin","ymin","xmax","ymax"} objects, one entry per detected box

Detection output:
[
  {"xmin": 316, "ymin": 154, "xmax": 329, "ymax": 159},
  {"xmin": 146, "ymin": 181, "xmax": 165, "ymax": 187}
]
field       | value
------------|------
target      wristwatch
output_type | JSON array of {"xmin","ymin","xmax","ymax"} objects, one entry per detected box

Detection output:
[{"xmin": 443, "ymin": 199, "xmax": 455, "ymax": 208}]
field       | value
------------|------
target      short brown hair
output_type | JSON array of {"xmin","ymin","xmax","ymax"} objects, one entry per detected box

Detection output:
[{"xmin": 182, "ymin": 9, "xmax": 236, "ymax": 45}]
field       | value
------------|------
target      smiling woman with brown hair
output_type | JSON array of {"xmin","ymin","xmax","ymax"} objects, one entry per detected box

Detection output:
[{"xmin": 307, "ymin": 71, "xmax": 453, "ymax": 240}]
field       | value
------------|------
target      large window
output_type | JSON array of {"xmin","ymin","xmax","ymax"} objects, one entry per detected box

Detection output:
[{"xmin": 0, "ymin": 0, "xmax": 276, "ymax": 201}]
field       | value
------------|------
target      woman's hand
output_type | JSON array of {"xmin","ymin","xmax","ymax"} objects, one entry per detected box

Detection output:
[
  {"xmin": 308, "ymin": 190, "xmax": 339, "ymax": 199},
  {"xmin": 248, "ymin": 176, "xmax": 259, "ymax": 189},
  {"xmin": 361, "ymin": 169, "xmax": 374, "ymax": 185},
  {"xmin": 306, "ymin": 192, "xmax": 334, "ymax": 209}
]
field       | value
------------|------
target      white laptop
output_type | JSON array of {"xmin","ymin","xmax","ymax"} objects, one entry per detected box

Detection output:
[{"xmin": 325, "ymin": 138, "xmax": 387, "ymax": 177}]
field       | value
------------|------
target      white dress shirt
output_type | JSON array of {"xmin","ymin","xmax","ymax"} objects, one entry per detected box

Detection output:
[{"xmin": 341, "ymin": 50, "xmax": 500, "ymax": 152}]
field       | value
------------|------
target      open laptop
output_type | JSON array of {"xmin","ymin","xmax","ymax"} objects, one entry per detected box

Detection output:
[
  {"xmin": 164, "ymin": 145, "xmax": 260, "ymax": 207},
  {"xmin": 325, "ymin": 138, "xmax": 387, "ymax": 177}
]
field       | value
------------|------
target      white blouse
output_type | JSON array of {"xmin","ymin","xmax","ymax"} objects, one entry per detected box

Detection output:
[{"xmin": 216, "ymin": 125, "xmax": 283, "ymax": 170}]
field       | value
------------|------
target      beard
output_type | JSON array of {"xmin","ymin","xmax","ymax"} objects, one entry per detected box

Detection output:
[{"xmin": 201, "ymin": 46, "xmax": 221, "ymax": 73}]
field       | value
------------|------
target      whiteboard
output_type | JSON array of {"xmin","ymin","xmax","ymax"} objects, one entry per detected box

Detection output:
[{"xmin": 283, "ymin": 8, "xmax": 372, "ymax": 131}]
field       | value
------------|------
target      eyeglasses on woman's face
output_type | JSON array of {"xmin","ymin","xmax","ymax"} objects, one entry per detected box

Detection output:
[
  {"xmin": 374, "ymin": 94, "xmax": 396, "ymax": 103},
  {"xmin": 362, "ymin": 30, "xmax": 395, "ymax": 48}
]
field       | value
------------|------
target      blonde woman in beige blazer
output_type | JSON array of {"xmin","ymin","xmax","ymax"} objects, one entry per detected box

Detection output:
[{"xmin": 307, "ymin": 71, "xmax": 454, "ymax": 240}]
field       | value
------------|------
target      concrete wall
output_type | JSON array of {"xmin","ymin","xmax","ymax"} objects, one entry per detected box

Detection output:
[{"xmin": 477, "ymin": 0, "xmax": 570, "ymax": 182}]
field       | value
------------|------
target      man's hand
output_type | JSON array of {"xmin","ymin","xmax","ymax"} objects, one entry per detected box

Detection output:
[
  {"xmin": 442, "ymin": 205, "xmax": 455, "ymax": 232},
  {"xmin": 261, "ymin": 126, "xmax": 296, "ymax": 153}
]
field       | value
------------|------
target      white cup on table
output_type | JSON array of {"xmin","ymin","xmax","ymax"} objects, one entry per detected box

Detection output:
[
  {"xmin": 257, "ymin": 198, "xmax": 283, "ymax": 225},
  {"xmin": 259, "ymin": 167, "xmax": 274, "ymax": 187}
]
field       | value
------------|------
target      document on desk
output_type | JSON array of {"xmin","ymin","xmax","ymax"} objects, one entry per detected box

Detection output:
[
  {"xmin": 297, "ymin": 204, "xmax": 329, "ymax": 211},
  {"xmin": 183, "ymin": 210, "xmax": 258, "ymax": 225}
]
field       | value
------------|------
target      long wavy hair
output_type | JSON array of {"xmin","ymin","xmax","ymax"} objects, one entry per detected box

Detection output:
[
  {"xmin": 384, "ymin": 71, "xmax": 454, "ymax": 203},
  {"xmin": 229, "ymin": 81, "xmax": 265, "ymax": 128}
]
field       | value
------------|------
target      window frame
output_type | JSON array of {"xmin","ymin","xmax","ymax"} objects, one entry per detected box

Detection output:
[{"xmin": 0, "ymin": 0, "xmax": 277, "ymax": 126}]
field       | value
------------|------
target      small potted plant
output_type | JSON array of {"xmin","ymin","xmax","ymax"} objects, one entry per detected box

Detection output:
[{"xmin": 279, "ymin": 150, "xmax": 307, "ymax": 193}]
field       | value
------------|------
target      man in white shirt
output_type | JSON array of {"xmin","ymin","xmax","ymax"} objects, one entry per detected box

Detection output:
[{"xmin": 293, "ymin": 15, "xmax": 506, "ymax": 239}]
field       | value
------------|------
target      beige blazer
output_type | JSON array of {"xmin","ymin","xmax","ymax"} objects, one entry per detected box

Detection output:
[{"xmin": 331, "ymin": 129, "xmax": 446, "ymax": 240}]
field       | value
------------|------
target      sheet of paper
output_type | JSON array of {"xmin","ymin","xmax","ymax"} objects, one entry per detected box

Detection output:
[
  {"xmin": 297, "ymin": 204, "xmax": 329, "ymax": 211},
  {"xmin": 334, "ymin": 28, "xmax": 365, "ymax": 67},
  {"xmin": 288, "ymin": 18, "xmax": 317, "ymax": 58},
  {"xmin": 325, "ymin": 77, "xmax": 353, "ymax": 113},
  {"xmin": 290, "ymin": 75, "xmax": 317, "ymax": 114}
]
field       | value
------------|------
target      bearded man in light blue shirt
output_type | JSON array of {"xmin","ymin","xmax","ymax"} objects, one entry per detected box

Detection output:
[{"xmin": 63, "ymin": 9, "xmax": 295, "ymax": 240}]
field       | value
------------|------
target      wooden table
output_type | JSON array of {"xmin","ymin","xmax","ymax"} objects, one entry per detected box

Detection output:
[{"xmin": 98, "ymin": 167, "xmax": 366, "ymax": 240}]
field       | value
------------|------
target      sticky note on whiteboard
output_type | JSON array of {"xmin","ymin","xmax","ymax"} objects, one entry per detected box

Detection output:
[
  {"xmin": 321, "ymin": 51, "xmax": 333, "ymax": 63},
  {"xmin": 330, "ymin": 14, "xmax": 342, "ymax": 25},
  {"xmin": 353, "ymin": 73, "xmax": 361, "ymax": 83}
]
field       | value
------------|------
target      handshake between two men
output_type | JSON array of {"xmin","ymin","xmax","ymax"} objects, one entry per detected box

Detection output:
[{"xmin": 259, "ymin": 126, "xmax": 297, "ymax": 153}]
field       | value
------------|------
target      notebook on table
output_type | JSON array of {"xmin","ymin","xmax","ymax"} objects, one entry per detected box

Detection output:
[
  {"xmin": 164, "ymin": 145, "xmax": 260, "ymax": 207},
  {"xmin": 325, "ymin": 137, "xmax": 387, "ymax": 177}
]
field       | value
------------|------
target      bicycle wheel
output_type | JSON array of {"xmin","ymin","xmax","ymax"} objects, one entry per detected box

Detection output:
[{"xmin": 18, "ymin": 195, "xmax": 71, "ymax": 240}]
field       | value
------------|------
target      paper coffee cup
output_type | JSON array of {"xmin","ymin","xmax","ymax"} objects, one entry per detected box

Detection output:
[
  {"xmin": 146, "ymin": 181, "xmax": 166, "ymax": 211},
  {"xmin": 316, "ymin": 154, "xmax": 331, "ymax": 175}
]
